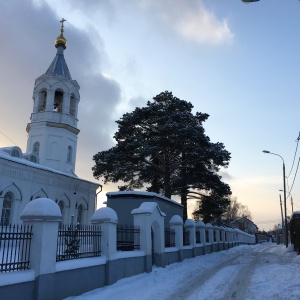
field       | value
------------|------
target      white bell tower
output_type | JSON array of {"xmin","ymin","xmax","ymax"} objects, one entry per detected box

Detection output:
[{"xmin": 26, "ymin": 19, "xmax": 80, "ymax": 174}]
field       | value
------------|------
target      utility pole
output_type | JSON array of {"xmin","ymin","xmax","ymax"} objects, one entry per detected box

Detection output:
[
  {"xmin": 279, "ymin": 194, "xmax": 284, "ymax": 231},
  {"xmin": 291, "ymin": 196, "xmax": 294, "ymax": 214}
]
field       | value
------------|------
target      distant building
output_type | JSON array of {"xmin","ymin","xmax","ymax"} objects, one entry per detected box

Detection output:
[
  {"xmin": 106, "ymin": 191, "xmax": 183, "ymax": 225},
  {"xmin": 231, "ymin": 216, "xmax": 258, "ymax": 234},
  {"xmin": 0, "ymin": 20, "xmax": 100, "ymax": 225}
]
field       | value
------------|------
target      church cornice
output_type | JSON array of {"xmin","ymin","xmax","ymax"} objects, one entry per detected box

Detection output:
[
  {"xmin": 46, "ymin": 121, "xmax": 80, "ymax": 135},
  {"xmin": 26, "ymin": 121, "xmax": 80, "ymax": 135}
]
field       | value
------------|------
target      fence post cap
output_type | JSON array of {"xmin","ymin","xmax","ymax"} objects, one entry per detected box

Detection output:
[
  {"xmin": 91, "ymin": 207, "xmax": 118, "ymax": 224},
  {"xmin": 196, "ymin": 220, "xmax": 205, "ymax": 227},
  {"xmin": 20, "ymin": 198, "xmax": 62, "ymax": 221},
  {"xmin": 169, "ymin": 215, "xmax": 183, "ymax": 225},
  {"xmin": 184, "ymin": 219, "xmax": 196, "ymax": 228}
]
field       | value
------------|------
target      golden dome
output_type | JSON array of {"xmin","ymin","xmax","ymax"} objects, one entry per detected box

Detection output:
[{"xmin": 55, "ymin": 18, "xmax": 67, "ymax": 48}]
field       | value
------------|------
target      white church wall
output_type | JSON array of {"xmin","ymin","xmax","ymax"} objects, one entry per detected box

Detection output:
[{"xmin": 0, "ymin": 155, "xmax": 98, "ymax": 225}]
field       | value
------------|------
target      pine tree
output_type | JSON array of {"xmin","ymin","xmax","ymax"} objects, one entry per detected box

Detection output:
[{"xmin": 93, "ymin": 91, "xmax": 231, "ymax": 220}]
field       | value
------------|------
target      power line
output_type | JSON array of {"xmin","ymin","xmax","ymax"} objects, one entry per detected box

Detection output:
[
  {"xmin": 286, "ymin": 156, "xmax": 300, "ymax": 199},
  {"xmin": 287, "ymin": 131, "xmax": 300, "ymax": 178},
  {"xmin": 0, "ymin": 130, "xmax": 18, "ymax": 146}
]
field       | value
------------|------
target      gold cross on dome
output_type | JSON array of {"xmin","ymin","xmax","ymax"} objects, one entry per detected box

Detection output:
[{"xmin": 59, "ymin": 18, "xmax": 66, "ymax": 30}]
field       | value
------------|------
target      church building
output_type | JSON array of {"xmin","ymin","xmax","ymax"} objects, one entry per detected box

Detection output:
[{"xmin": 0, "ymin": 19, "xmax": 100, "ymax": 225}]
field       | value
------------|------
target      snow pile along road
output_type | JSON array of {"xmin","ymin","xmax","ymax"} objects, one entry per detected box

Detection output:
[{"xmin": 65, "ymin": 243, "xmax": 300, "ymax": 300}]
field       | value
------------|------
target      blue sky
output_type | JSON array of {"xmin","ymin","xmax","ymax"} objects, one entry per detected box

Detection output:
[{"xmin": 1, "ymin": 0, "xmax": 300, "ymax": 230}]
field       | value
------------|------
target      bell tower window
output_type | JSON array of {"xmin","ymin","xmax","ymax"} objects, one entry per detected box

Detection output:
[
  {"xmin": 67, "ymin": 146, "xmax": 72, "ymax": 163},
  {"xmin": 33, "ymin": 142, "xmax": 40, "ymax": 156},
  {"xmin": 69, "ymin": 95, "xmax": 76, "ymax": 117},
  {"xmin": 53, "ymin": 90, "xmax": 63, "ymax": 112},
  {"xmin": 38, "ymin": 90, "xmax": 47, "ymax": 112}
]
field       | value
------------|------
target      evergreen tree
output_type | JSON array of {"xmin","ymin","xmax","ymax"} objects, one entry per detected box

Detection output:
[
  {"xmin": 192, "ymin": 191, "xmax": 231, "ymax": 224},
  {"xmin": 93, "ymin": 91, "xmax": 231, "ymax": 220}
]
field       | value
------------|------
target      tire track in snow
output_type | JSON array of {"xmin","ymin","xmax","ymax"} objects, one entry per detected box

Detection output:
[
  {"xmin": 165, "ymin": 249, "xmax": 249, "ymax": 300},
  {"xmin": 167, "ymin": 245, "xmax": 275, "ymax": 300}
]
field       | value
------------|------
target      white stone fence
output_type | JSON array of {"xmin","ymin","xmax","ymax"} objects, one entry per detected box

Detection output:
[{"xmin": 0, "ymin": 198, "xmax": 255, "ymax": 300}]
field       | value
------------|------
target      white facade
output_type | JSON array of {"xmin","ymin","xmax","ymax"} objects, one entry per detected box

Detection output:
[
  {"xmin": 26, "ymin": 32, "xmax": 80, "ymax": 174},
  {"xmin": 0, "ymin": 21, "xmax": 100, "ymax": 225}
]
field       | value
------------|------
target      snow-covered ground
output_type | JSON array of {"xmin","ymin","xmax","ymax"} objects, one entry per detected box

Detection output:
[{"xmin": 65, "ymin": 243, "xmax": 300, "ymax": 300}]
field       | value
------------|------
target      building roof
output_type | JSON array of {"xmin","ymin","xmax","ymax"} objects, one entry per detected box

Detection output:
[
  {"xmin": 45, "ymin": 20, "xmax": 72, "ymax": 80},
  {"xmin": 45, "ymin": 46, "xmax": 72, "ymax": 80},
  {"xmin": 106, "ymin": 191, "xmax": 183, "ymax": 207},
  {"xmin": 0, "ymin": 149, "xmax": 100, "ymax": 188}
]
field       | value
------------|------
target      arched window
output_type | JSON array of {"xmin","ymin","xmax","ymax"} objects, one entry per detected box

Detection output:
[
  {"xmin": 1, "ymin": 192, "xmax": 13, "ymax": 226},
  {"xmin": 29, "ymin": 155, "xmax": 37, "ymax": 163},
  {"xmin": 33, "ymin": 142, "xmax": 40, "ymax": 156},
  {"xmin": 58, "ymin": 201, "xmax": 64, "ymax": 222},
  {"xmin": 38, "ymin": 90, "xmax": 47, "ymax": 112},
  {"xmin": 53, "ymin": 90, "xmax": 63, "ymax": 112},
  {"xmin": 11, "ymin": 149, "xmax": 20, "ymax": 158},
  {"xmin": 67, "ymin": 146, "xmax": 72, "ymax": 163},
  {"xmin": 77, "ymin": 204, "xmax": 83, "ymax": 224},
  {"xmin": 69, "ymin": 95, "xmax": 76, "ymax": 117}
]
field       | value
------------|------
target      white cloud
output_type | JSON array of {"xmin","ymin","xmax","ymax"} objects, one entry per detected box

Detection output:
[{"xmin": 138, "ymin": 0, "xmax": 234, "ymax": 45}]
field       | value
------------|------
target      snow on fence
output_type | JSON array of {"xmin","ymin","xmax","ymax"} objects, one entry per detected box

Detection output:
[
  {"xmin": 0, "ymin": 198, "xmax": 256, "ymax": 300},
  {"xmin": 0, "ymin": 224, "xmax": 32, "ymax": 273}
]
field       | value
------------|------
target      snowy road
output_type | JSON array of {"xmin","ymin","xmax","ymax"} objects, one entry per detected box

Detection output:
[{"xmin": 66, "ymin": 244, "xmax": 300, "ymax": 300}]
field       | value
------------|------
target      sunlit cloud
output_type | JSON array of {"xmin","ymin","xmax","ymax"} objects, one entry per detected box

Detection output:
[{"xmin": 138, "ymin": 0, "xmax": 234, "ymax": 45}]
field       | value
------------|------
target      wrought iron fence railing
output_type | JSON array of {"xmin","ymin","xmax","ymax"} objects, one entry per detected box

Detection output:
[
  {"xmin": 165, "ymin": 227, "xmax": 176, "ymax": 247},
  {"xmin": 117, "ymin": 225, "xmax": 140, "ymax": 251},
  {"xmin": 56, "ymin": 224, "xmax": 101, "ymax": 262},
  {"xmin": 196, "ymin": 229, "xmax": 201, "ymax": 244},
  {"xmin": 0, "ymin": 224, "xmax": 33, "ymax": 273},
  {"xmin": 183, "ymin": 228, "xmax": 190, "ymax": 246}
]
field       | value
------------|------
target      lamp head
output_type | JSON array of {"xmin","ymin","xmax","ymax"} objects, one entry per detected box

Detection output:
[
  {"xmin": 263, "ymin": 150, "xmax": 270, "ymax": 153},
  {"xmin": 241, "ymin": 0, "xmax": 260, "ymax": 3}
]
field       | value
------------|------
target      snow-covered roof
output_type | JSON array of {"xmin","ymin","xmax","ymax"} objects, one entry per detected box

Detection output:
[
  {"xmin": 131, "ymin": 202, "xmax": 166, "ymax": 217},
  {"xmin": 106, "ymin": 191, "xmax": 183, "ymax": 207},
  {"xmin": 45, "ymin": 47, "xmax": 72, "ymax": 80},
  {"xmin": 0, "ymin": 149, "xmax": 100, "ymax": 187}
]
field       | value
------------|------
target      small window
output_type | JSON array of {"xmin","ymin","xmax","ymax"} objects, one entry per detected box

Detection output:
[
  {"xmin": 1, "ymin": 192, "xmax": 13, "ymax": 226},
  {"xmin": 69, "ymin": 95, "xmax": 76, "ymax": 117},
  {"xmin": 67, "ymin": 146, "xmax": 72, "ymax": 163},
  {"xmin": 33, "ymin": 142, "xmax": 40, "ymax": 156},
  {"xmin": 29, "ymin": 155, "xmax": 37, "ymax": 163},
  {"xmin": 11, "ymin": 149, "xmax": 20, "ymax": 158}
]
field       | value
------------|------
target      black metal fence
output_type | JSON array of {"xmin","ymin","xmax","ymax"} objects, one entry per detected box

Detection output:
[
  {"xmin": 0, "ymin": 224, "xmax": 33, "ymax": 273},
  {"xmin": 165, "ymin": 227, "xmax": 176, "ymax": 247},
  {"xmin": 56, "ymin": 224, "xmax": 101, "ymax": 261},
  {"xmin": 117, "ymin": 225, "xmax": 140, "ymax": 251},
  {"xmin": 183, "ymin": 228, "xmax": 190, "ymax": 246},
  {"xmin": 196, "ymin": 229, "xmax": 201, "ymax": 244}
]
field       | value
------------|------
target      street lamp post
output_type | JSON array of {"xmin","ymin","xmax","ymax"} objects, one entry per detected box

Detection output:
[{"xmin": 263, "ymin": 150, "xmax": 288, "ymax": 247}]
